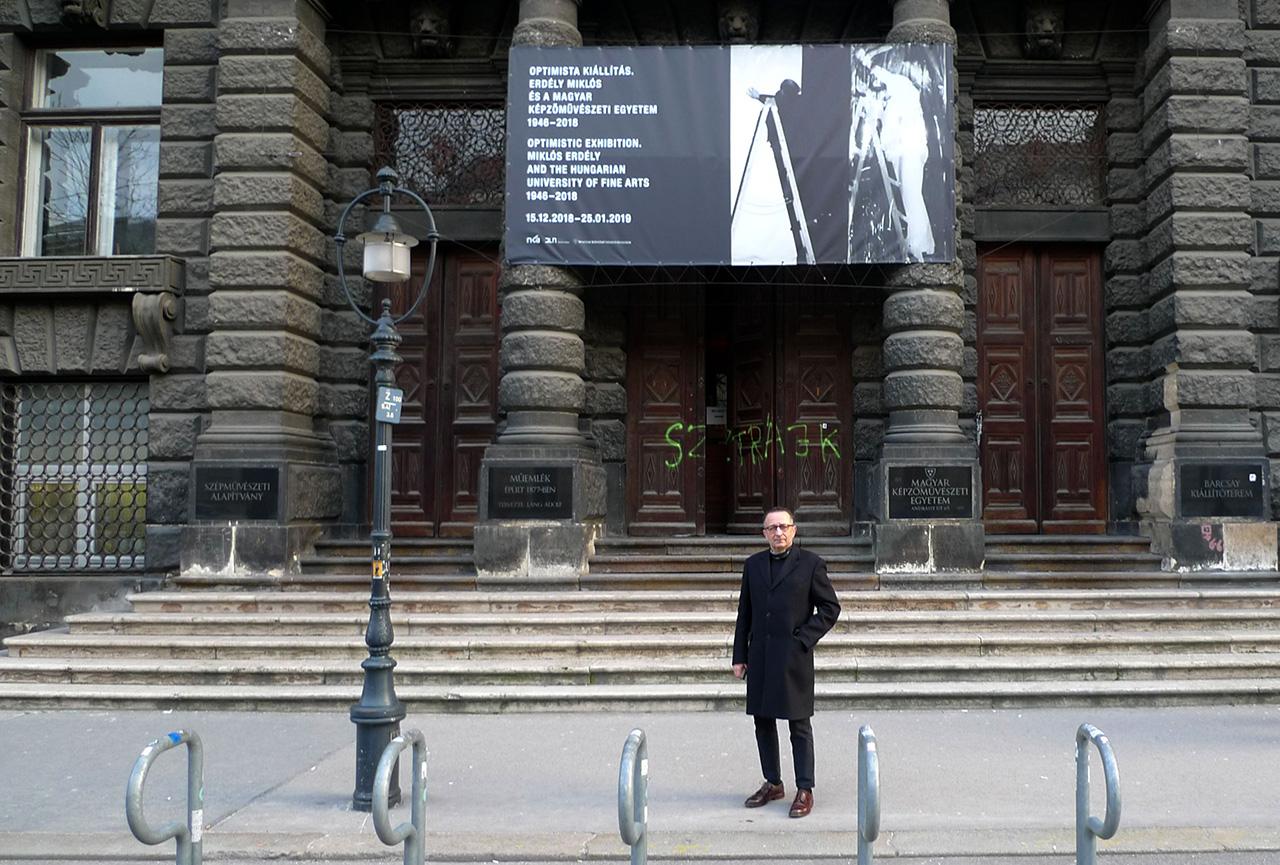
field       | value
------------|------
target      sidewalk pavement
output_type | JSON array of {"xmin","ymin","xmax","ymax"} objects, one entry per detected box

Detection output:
[{"xmin": 2, "ymin": 705, "xmax": 1280, "ymax": 862}]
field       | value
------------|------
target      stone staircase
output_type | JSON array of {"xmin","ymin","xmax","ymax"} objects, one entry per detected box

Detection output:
[{"xmin": 2, "ymin": 534, "xmax": 1279, "ymax": 711}]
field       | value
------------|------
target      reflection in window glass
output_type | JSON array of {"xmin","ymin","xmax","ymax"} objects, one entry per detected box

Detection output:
[
  {"xmin": 35, "ymin": 126, "xmax": 92, "ymax": 256},
  {"xmin": 37, "ymin": 48, "xmax": 163, "ymax": 110},
  {"xmin": 101, "ymin": 125, "xmax": 159, "ymax": 254}
]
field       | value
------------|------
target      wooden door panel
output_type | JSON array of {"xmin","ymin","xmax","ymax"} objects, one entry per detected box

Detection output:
[
  {"xmin": 437, "ymin": 258, "xmax": 499, "ymax": 535},
  {"xmin": 979, "ymin": 245, "xmax": 1106, "ymax": 533},
  {"xmin": 979, "ymin": 250, "xmax": 1038, "ymax": 530},
  {"xmin": 783, "ymin": 287, "xmax": 852, "ymax": 534},
  {"xmin": 627, "ymin": 287, "xmax": 703, "ymax": 534},
  {"xmin": 728, "ymin": 288, "xmax": 774, "ymax": 532}
]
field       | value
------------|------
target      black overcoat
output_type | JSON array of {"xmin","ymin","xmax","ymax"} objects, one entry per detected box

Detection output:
[{"xmin": 731, "ymin": 545, "xmax": 841, "ymax": 719}]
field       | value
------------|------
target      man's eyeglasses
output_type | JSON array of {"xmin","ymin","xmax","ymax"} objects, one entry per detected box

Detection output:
[{"xmin": 764, "ymin": 524, "xmax": 795, "ymax": 533}]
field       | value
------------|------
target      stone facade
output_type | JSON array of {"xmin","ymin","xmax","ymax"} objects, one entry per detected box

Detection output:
[{"xmin": 1, "ymin": 0, "xmax": 1279, "ymax": 620}]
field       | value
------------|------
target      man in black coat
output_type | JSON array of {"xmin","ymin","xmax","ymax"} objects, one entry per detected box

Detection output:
[{"xmin": 732, "ymin": 506, "xmax": 841, "ymax": 818}]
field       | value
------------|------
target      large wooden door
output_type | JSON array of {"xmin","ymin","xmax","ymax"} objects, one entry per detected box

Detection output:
[
  {"xmin": 978, "ymin": 245, "xmax": 1106, "ymax": 533},
  {"xmin": 380, "ymin": 248, "xmax": 500, "ymax": 537},
  {"xmin": 627, "ymin": 284, "xmax": 852, "ymax": 536}
]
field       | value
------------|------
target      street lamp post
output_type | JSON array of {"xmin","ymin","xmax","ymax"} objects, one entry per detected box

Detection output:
[{"xmin": 334, "ymin": 167, "xmax": 438, "ymax": 812}]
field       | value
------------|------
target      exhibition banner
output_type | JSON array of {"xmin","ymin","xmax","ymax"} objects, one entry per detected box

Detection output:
[{"xmin": 504, "ymin": 43, "xmax": 954, "ymax": 267}]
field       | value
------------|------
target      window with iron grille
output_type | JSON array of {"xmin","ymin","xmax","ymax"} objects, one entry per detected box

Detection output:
[
  {"xmin": 0, "ymin": 381, "xmax": 148, "ymax": 571},
  {"xmin": 972, "ymin": 102, "xmax": 1106, "ymax": 207},
  {"xmin": 373, "ymin": 102, "xmax": 506, "ymax": 206}
]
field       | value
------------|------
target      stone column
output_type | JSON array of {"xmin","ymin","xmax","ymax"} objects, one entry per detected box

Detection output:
[
  {"xmin": 873, "ymin": 0, "xmax": 984, "ymax": 579},
  {"xmin": 182, "ymin": 0, "xmax": 341, "ymax": 575},
  {"xmin": 473, "ymin": 0, "xmax": 606, "ymax": 582},
  {"xmin": 1135, "ymin": 0, "xmax": 1276, "ymax": 570}
]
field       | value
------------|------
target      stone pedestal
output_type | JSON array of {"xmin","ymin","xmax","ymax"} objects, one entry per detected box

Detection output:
[{"xmin": 474, "ymin": 445, "xmax": 606, "ymax": 583}]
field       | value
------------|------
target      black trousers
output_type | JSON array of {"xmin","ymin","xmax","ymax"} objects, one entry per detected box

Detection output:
[{"xmin": 754, "ymin": 715, "xmax": 815, "ymax": 790}]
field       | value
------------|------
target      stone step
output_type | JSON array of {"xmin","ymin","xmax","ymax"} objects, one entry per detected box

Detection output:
[
  {"xmin": 982, "ymin": 535, "xmax": 1155, "ymax": 555},
  {"xmin": 983, "ymin": 552, "xmax": 1164, "ymax": 573},
  {"xmin": 1, "ymin": 677, "xmax": 1277, "ymax": 712},
  {"xmin": 8, "ymin": 629, "xmax": 1280, "ymax": 661},
  {"xmin": 585, "ymin": 553, "xmax": 875, "ymax": 574},
  {"xmin": 1, "ymin": 652, "xmax": 1277, "ymax": 688},
  {"xmin": 121, "ymin": 587, "xmax": 1280, "ymax": 615},
  {"xmin": 53, "ymin": 607, "xmax": 1280, "ymax": 637}
]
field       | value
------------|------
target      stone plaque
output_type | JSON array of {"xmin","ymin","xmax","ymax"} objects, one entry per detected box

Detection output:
[
  {"xmin": 194, "ymin": 466, "xmax": 280, "ymax": 521},
  {"xmin": 887, "ymin": 465, "xmax": 974, "ymax": 519},
  {"xmin": 1179, "ymin": 463, "xmax": 1266, "ymax": 519},
  {"xmin": 489, "ymin": 466, "xmax": 573, "ymax": 519}
]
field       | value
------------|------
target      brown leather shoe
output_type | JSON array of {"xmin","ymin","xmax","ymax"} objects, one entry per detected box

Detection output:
[
  {"xmin": 744, "ymin": 780, "xmax": 785, "ymax": 807},
  {"xmin": 789, "ymin": 788, "xmax": 813, "ymax": 818}
]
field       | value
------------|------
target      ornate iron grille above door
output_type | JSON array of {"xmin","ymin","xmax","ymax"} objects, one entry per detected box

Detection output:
[
  {"xmin": 972, "ymin": 103, "xmax": 1105, "ymax": 207},
  {"xmin": 0, "ymin": 381, "xmax": 148, "ymax": 571},
  {"xmin": 373, "ymin": 102, "xmax": 506, "ymax": 206}
]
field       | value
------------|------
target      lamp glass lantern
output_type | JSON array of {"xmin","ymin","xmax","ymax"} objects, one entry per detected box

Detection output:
[{"xmin": 358, "ymin": 212, "xmax": 419, "ymax": 283}]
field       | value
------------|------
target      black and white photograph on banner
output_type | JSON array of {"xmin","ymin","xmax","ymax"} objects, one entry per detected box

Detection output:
[
  {"xmin": 729, "ymin": 45, "xmax": 851, "ymax": 265},
  {"xmin": 847, "ymin": 43, "xmax": 954, "ymax": 263},
  {"xmin": 504, "ymin": 43, "xmax": 954, "ymax": 267}
]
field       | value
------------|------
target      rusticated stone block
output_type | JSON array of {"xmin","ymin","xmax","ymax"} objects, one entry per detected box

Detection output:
[
  {"xmin": 321, "ymin": 308, "xmax": 370, "ymax": 347},
  {"xmin": 210, "ymin": 212, "xmax": 325, "ymax": 263},
  {"xmin": 961, "ymin": 346, "xmax": 977, "ymax": 380},
  {"xmin": 1107, "ymin": 420, "xmax": 1145, "ymax": 459},
  {"xmin": 317, "ymin": 345, "xmax": 367, "ymax": 382},
  {"xmin": 1148, "ymin": 251, "xmax": 1251, "ymax": 294},
  {"xmin": 882, "ymin": 331, "xmax": 963, "ymax": 371},
  {"xmin": 883, "ymin": 289, "xmax": 963, "ymax": 331},
  {"xmin": 854, "ymin": 418, "xmax": 883, "ymax": 460},
  {"xmin": 213, "ymin": 173, "xmax": 324, "ymax": 221},
  {"xmin": 1254, "ymin": 141, "xmax": 1280, "ymax": 178},
  {"xmin": 1106, "ymin": 310, "xmax": 1149, "ymax": 347},
  {"xmin": 1261, "ymin": 335, "xmax": 1280, "ymax": 371},
  {"xmin": 163, "ymin": 65, "xmax": 217, "ymax": 103},
  {"xmin": 208, "ymin": 290, "xmax": 322, "ymax": 333},
  {"xmin": 206, "ymin": 331, "xmax": 320, "ymax": 375},
  {"xmin": 883, "ymin": 261, "xmax": 963, "ymax": 289},
  {"xmin": 158, "ymin": 179, "xmax": 214, "ymax": 218},
  {"xmin": 1107, "ymin": 276, "xmax": 1148, "ymax": 309},
  {"xmin": 500, "ymin": 330, "xmax": 585, "ymax": 372},
  {"xmin": 319, "ymin": 381, "xmax": 365, "ymax": 417},
  {"xmin": 853, "ymin": 381, "xmax": 883, "ymax": 415},
  {"xmin": 215, "ymin": 94, "xmax": 328, "ymax": 152},
  {"xmin": 91, "ymin": 304, "xmax": 133, "ymax": 373},
  {"xmin": 1165, "ymin": 369, "xmax": 1256, "ymax": 407},
  {"xmin": 1109, "ymin": 131, "xmax": 1143, "ymax": 165},
  {"xmin": 219, "ymin": 55, "xmax": 328, "ymax": 114},
  {"xmin": 329, "ymin": 419, "xmax": 368, "ymax": 461},
  {"xmin": 1107, "ymin": 384, "xmax": 1146, "ymax": 417},
  {"xmin": 1107, "ymin": 167, "xmax": 1143, "ymax": 202},
  {"xmin": 1107, "ymin": 346, "xmax": 1150, "ymax": 382},
  {"xmin": 1110, "ymin": 204, "xmax": 1143, "ymax": 237},
  {"xmin": 592, "ymin": 418, "xmax": 626, "ymax": 461},
  {"xmin": 585, "ymin": 382, "xmax": 626, "ymax": 416},
  {"xmin": 852, "ymin": 345, "xmax": 882, "ymax": 380},
  {"xmin": 497, "ymin": 370, "xmax": 585, "ymax": 412},
  {"xmin": 585, "ymin": 346, "xmax": 625, "ymax": 381},
  {"xmin": 499, "ymin": 262, "xmax": 584, "ymax": 293},
  {"xmin": 150, "ymin": 374, "xmax": 208, "ymax": 411},
  {"xmin": 206, "ymin": 370, "xmax": 319, "ymax": 413},
  {"xmin": 1105, "ymin": 240, "xmax": 1144, "ymax": 275},
  {"xmin": 881, "ymin": 369, "xmax": 963, "ymax": 411},
  {"xmin": 1149, "ymin": 331, "xmax": 1256, "ymax": 368},
  {"xmin": 1147, "ymin": 173, "xmax": 1250, "ymax": 222},
  {"xmin": 287, "ymin": 463, "xmax": 341, "ymax": 521},
  {"xmin": 163, "ymin": 27, "xmax": 221, "ymax": 65},
  {"xmin": 1259, "ymin": 374, "xmax": 1280, "ymax": 407},
  {"xmin": 146, "ymin": 461, "xmax": 191, "ymax": 523},
  {"xmin": 210, "ymin": 250, "xmax": 323, "ymax": 297},
  {"xmin": 161, "ymin": 141, "xmax": 214, "ymax": 179},
  {"xmin": 1254, "ymin": 294, "xmax": 1280, "ymax": 330},
  {"xmin": 1254, "ymin": 219, "xmax": 1280, "ymax": 256},
  {"xmin": 330, "ymin": 92, "xmax": 375, "ymax": 132},
  {"xmin": 1147, "ymin": 58, "xmax": 1245, "ymax": 106},
  {"xmin": 219, "ymin": 18, "xmax": 330, "ymax": 73},
  {"xmin": 214, "ymin": 133, "xmax": 327, "ymax": 187},
  {"xmin": 150, "ymin": 0, "xmax": 217, "ymax": 26},
  {"xmin": 1148, "ymin": 214, "xmax": 1253, "ymax": 265},
  {"xmin": 501, "ymin": 290, "xmax": 585, "ymax": 331},
  {"xmin": 329, "ymin": 130, "xmax": 373, "ymax": 167},
  {"xmin": 1107, "ymin": 98, "xmax": 1142, "ymax": 133},
  {"xmin": 1147, "ymin": 135, "xmax": 1249, "ymax": 180},
  {"xmin": 161, "ymin": 104, "xmax": 217, "ymax": 140},
  {"xmin": 1149, "ymin": 290, "xmax": 1252, "ymax": 332},
  {"xmin": 149, "ymin": 413, "xmax": 205, "ymax": 460},
  {"xmin": 1251, "ymin": 256, "xmax": 1280, "ymax": 294},
  {"xmin": 155, "ymin": 218, "xmax": 210, "ymax": 257}
]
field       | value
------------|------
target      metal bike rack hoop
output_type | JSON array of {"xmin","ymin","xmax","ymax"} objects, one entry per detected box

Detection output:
[
  {"xmin": 374, "ymin": 728, "xmax": 428, "ymax": 865},
  {"xmin": 618, "ymin": 728, "xmax": 649, "ymax": 865},
  {"xmin": 1076, "ymin": 723, "xmax": 1122, "ymax": 865},
  {"xmin": 858, "ymin": 724, "xmax": 881, "ymax": 865},
  {"xmin": 125, "ymin": 730, "xmax": 204, "ymax": 865}
]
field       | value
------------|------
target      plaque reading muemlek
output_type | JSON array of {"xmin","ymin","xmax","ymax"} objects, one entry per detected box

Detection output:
[{"xmin": 489, "ymin": 466, "xmax": 573, "ymax": 519}]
